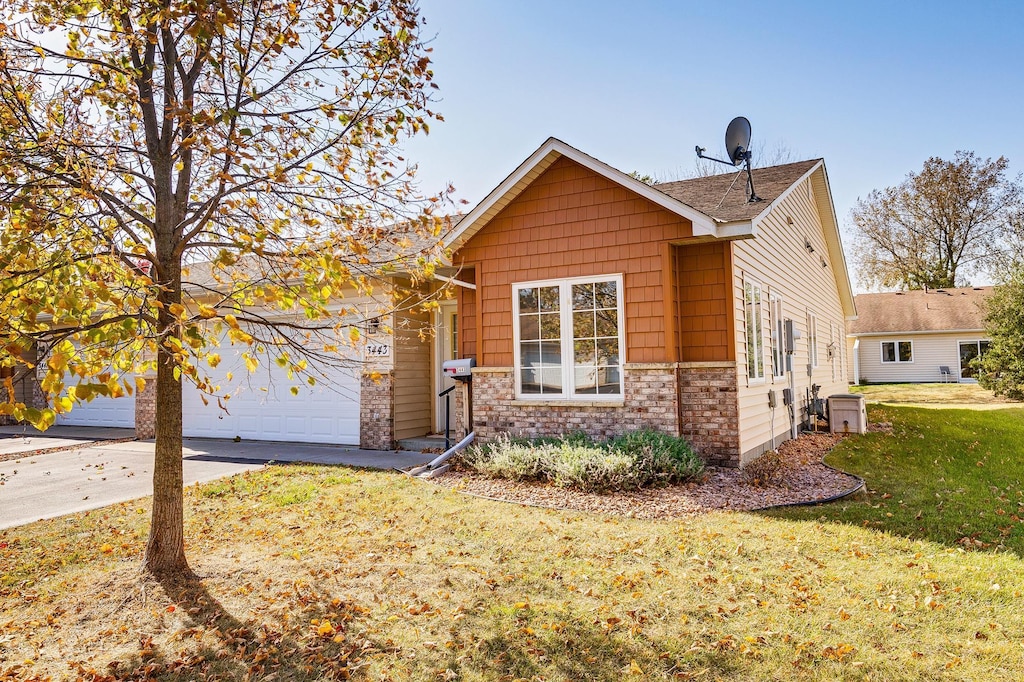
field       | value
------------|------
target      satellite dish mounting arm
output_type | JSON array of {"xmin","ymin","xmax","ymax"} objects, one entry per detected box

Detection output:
[{"xmin": 694, "ymin": 146, "xmax": 736, "ymax": 167}]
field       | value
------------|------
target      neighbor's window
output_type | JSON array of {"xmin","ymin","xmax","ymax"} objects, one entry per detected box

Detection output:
[
  {"xmin": 881, "ymin": 340, "xmax": 913, "ymax": 363},
  {"xmin": 744, "ymin": 280, "xmax": 764, "ymax": 381},
  {"xmin": 769, "ymin": 293, "xmax": 785, "ymax": 379},
  {"xmin": 513, "ymin": 275, "xmax": 624, "ymax": 399}
]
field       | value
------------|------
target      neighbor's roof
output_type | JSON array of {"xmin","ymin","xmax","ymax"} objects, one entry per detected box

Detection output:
[
  {"xmin": 848, "ymin": 286, "xmax": 993, "ymax": 335},
  {"xmin": 655, "ymin": 160, "xmax": 821, "ymax": 223}
]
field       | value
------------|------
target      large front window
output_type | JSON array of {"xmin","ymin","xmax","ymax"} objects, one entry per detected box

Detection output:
[{"xmin": 514, "ymin": 275, "xmax": 624, "ymax": 399}]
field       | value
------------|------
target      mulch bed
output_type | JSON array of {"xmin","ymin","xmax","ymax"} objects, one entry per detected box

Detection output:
[{"xmin": 432, "ymin": 432, "xmax": 863, "ymax": 519}]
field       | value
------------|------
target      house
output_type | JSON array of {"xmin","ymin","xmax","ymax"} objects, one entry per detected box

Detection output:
[
  {"xmin": 6, "ymin": 137, "xmax": 858, "ymax": 466},
  {"xmin": 444, "ymin": 138, "xmax": 856, "ymax": 466},
  {"xmin": 847, "ymin": 286, "xmax": 993, "ymax": 384}
]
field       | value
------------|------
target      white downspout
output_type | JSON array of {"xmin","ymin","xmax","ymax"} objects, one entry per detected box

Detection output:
[{"xmin": 852, "ymin": 338, "xmax": 860, "ymax": 385}]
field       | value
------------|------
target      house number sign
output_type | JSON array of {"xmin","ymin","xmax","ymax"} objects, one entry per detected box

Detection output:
[{"xmin": 365, "ymin": 343, "xmax": 391, "ymax": 357}]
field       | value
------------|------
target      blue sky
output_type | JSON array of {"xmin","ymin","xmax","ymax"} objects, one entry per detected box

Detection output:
[{"xmin": 403, "ymin": 1, "xmax": 1024, "ymax": 290}]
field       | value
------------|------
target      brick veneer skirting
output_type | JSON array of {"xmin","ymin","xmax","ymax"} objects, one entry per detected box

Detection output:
[
  {"xmin": 676, "ymin": 363, "xmax": 740, "ymax": 467},
  {"xmin": 452, "ymin": 382, "xmax": 469, "ymax": 441},
  {"xmin": 469, "ymin": 362, "xmax": 741, "ymax": 467},
  {"xmin": 360, "ymin": 371, "xmax": 395, "ymax": 450},
  {"xmin": 134, "ymin": 375, "xmax": 157, "ymax": 439}
]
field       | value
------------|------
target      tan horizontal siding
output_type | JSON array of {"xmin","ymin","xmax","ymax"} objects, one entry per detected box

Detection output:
[
  {"xmin": 730, "ymin": 174, "xmax": 849, "ymax": 458},
  {"xmin": 393, "ymin": 306, "xmax": 432, "ymax": 440}
]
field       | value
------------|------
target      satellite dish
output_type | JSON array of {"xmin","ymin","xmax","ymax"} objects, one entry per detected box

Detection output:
[
  {"xmin": 694, "ymin": 115, "xmax": 762, "ymax": 202},
  {"xmin": 725, "ymin": 116, "xmax": 752, "ymax": 166}
]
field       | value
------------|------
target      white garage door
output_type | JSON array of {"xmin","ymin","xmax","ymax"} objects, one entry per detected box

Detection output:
[
  {"xmin": 56, "ymin": 389, "xmax": 136, "ymax": 428},
  {"xmin": 182, "ymin": 341, "xmax": 361, "ymax": 445}
]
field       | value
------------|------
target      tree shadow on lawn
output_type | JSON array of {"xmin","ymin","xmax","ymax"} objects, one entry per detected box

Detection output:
[
  {"xmin": 73, "ymin": 571, "xmax": 371, "ymax": 681},
  {"xmin": 760, "ymin": 405, "xmax": 1024, "ymax": 558},
  {"xmin": 384, "ymin": 602, "xmax": 754, "ymax": 681}
]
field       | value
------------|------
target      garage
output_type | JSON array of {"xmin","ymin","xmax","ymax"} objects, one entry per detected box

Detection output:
[
  {"xmin": 56, "ymin": 389, "xmax": 136, "ymax": 428},
  {"xmin": 182, "ymin": 340, "xmax": 361, "ymax": 445}
]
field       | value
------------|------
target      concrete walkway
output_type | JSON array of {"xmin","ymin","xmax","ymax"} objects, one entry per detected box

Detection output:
[{"xmin": 0, "ymin": 430, "xmax": 430, "ymax": 530}]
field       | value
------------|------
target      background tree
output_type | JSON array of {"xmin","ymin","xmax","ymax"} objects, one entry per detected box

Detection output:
[
  {"xmin": 0, "ymin": 0, "xmax": 451, "ymax": 576},
  {"xmin": 975, "ymin": 267, "xmax": 1024, "ymax": 401},
  {"xmin": 851, "ymin": 151, "xmax": 1023, "ymax": 290}
]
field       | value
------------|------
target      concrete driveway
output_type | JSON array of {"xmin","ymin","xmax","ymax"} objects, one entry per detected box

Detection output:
[{"xmin": 0, "ymin": 429, "xmax": 430, "ymax": 530}]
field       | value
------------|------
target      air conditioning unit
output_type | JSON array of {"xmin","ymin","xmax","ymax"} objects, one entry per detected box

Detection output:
[{"xmin": 828, "ymin": 394, "xmax": 867, "ymax": 435}]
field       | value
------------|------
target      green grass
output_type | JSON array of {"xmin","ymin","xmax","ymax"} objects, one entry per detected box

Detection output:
[
  {"xmin": 768, "ymin": 405, "xmax": 1024, "ymax": 554},
  {"xmin": 6, "ymin": 409, "xmax": 1024, "ymax": 679}
]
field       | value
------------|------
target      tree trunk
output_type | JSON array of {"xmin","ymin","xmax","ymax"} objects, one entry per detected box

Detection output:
[{"xmin": 142, "ymin": 258, "xmax": 190, "ymax": 576}]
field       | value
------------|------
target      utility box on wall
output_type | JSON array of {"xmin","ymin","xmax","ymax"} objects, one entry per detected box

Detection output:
[{"xmin": 828, "ymin": 394, "xmax": 867, "ymax": 435}]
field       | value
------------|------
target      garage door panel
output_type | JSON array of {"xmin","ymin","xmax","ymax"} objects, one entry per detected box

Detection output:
[
  {"xmin": 56, "ymin": 377, "xmax": 136, "ymax": 429},
  {"xmin": 183, "ymin": 336, "xmax": 361, "ymax": 445}
]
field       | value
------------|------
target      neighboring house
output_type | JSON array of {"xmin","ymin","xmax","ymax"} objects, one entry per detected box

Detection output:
[
  {"xmin": 7, "ymin": 259, "xmax": 453, "ymax": 452},
  {"xmin": 847, "ymin": 286, "xmax": 993, "ymax": 384},
  {"xmin": 444, "ymin": 138, "xmax": 856, "ymax": 466}
]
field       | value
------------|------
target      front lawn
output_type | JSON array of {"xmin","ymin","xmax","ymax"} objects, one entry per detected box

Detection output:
[
  {"xmin": 851, "ymin": 382, "xmax": 1020, "ymax": 406},
  {"xmin": 768, "ymin": 405, "xmax": 1024, "ymax": 553},
  {"xmin": 5, "ymin": 416, "xmax": 1024, "ymax": 680}
]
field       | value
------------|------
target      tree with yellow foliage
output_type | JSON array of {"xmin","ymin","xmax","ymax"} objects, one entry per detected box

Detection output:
[{"xmin": 0, "ymin": 0, "xmax": 450, "ymax": 575}]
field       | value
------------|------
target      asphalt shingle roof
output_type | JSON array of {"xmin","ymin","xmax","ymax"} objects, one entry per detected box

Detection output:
[
  {"xmin": 654, "ymin": 159, "xmax": 821, "ymax": 223},
  {"xmin": 848, "ymin": 286, "xmax": 993, "ymax": 334}
]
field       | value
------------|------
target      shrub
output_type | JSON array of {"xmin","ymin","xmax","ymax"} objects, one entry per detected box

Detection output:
[
  {"xmin": 608, "ymin": 429, "xmax": 704, "ymax": 485},
  {"xmin": 547, "ymin": 445, "xmax": 637, "ymax": 492},
  {"xmin": 460, "ymin": 429, "xmax": 703, "ymax": 492},
  {"xmin": 740, "ymin": 449, "xmax": 784, "ymax": 486},
  {"xmin": 461, "ymin": 433, "xmax": 547, "ymax": 482}
]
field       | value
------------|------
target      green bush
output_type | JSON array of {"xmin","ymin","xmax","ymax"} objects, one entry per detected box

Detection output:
[
  {"xmin": 461, "ymin": 429, "xmax": 703, "ymax": 493},
  {"xmin": 608, "ymin": 429, "xmax": 704, "ymax": 485},
  {"xmin": 548, "ymin": 445, "xmax": 637, "ymax": 491}
]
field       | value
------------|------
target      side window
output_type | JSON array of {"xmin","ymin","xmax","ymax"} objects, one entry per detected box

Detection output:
[
  {"xmin": 769, "ymin": 294, "xmax": 785, "ymax": 378},
  {"xmin": 806, "ymin": 312, "xmax": 818, "ymax": 368},
  {"xmin": 744, "ymin": 280, "xmax": 764, "ymax": 381},
  {"xmin": 881, "ymin": 340, "xmax": 913, "ymax": 363}
]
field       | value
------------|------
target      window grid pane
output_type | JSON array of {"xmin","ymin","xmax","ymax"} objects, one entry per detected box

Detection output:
[
  {"xmin": 745, "ymin": 282, "xmax": 764, "ymax": 379},
  {"xmin": 518, "ymin": 286, "xmax": 562, "ymax": 395},
  {"xmin": 570, "ymin": 279, "xmax": 621, "ymax": 396},
  {"xmin": 770, "ymin": 297, "xmax": 785, "ymax": 378}
]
